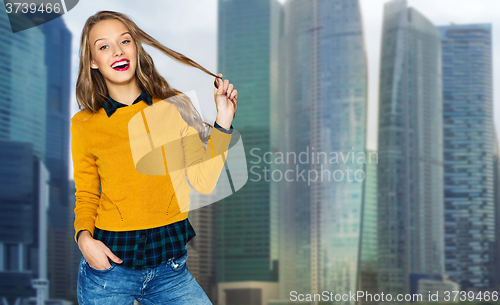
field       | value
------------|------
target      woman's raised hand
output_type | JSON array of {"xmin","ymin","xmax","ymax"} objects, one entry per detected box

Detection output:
[
  {"xmin": 78, "ymin": 231, "xmax": 123, "ymax": 270},
  {"xmin": 214, "ymin": 73, "xmax": 237, "ymax": 129}
]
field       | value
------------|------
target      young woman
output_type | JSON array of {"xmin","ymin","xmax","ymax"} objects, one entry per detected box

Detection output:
[{"xmin": 71, "ymin": 10, "xmax": 237, "ymax": 305}]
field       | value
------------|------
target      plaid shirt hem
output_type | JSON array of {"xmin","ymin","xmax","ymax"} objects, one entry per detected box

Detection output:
[{"xmin": 93, "ymin": 218, "xmax": 196, "ymax": 270}]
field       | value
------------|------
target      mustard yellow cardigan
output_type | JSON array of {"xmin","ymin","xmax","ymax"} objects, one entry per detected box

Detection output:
[{"xmin": 71, "ymin": 97, "xmax": 231, "ymax": 243}]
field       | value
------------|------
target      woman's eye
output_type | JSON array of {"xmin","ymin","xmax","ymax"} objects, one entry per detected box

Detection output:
[
  {"xmin": 99, "ymin": 45, "xmax": 108, "ymax": 50},
  {"xmin": 122, "ymin": 40, "xmax": 130, "ymax": 44}
]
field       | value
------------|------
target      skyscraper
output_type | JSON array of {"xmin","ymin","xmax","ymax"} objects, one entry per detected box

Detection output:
[
  {"xmin": 0, "ymin": 9, "xmax": 49, "ymax": 304},
  {"xmin": 67, "ymin": 180, "xmax": 82, "ymax": 304},
  {"xmin": 0, "ymin": 12, "xmax": 47, "ymax": 158},
  {"xmin": 0, "ymin": 141, "xmax": 50, "ymax": 304},
  {"xmin": 438, "ymin": 23, "xmax": 496, "ymax": 291},
  {"xmin": 186, "ymin": 194, "xmax": 217, "ymax": 303},
  {"xmin": 377, "ymin": 0, "xmax": 443, "ymax": 298},
  {"xmin": 359, "ymin": 150, "xmax": 378, "ymax": 305},
  {"xmin": 39, "ymin": 17, "xmax": 73, "ymax": 300},
  {"xmin": 495, "ymin": 130, "xmax": 500, "ymax": 291},
  {"xmin": 277, "ymin": 0, "xmax": 367, "ymax": 303},
  {"xmin": 216, "ymin": 0, "xmax": 282, "ymax": 304},
  {"xmin": 42, "ymin": 17, "xmax": 71, "ymax": 215}
]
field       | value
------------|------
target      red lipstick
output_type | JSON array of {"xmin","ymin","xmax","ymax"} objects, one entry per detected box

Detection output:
[{"xmin": 111, "ymin": 59, "xmax": 130, "ymax": 71}]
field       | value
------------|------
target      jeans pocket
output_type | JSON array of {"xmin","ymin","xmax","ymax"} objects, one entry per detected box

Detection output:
[
  {"xmin": 170, "ymin": 251, "xmax": 188, "ymax": 272},
  {"xmin": 84, "ymin": 257, "xmax": 116, "ymax": 273}
]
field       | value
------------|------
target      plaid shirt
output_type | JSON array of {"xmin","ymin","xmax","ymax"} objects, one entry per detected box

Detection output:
[
  {"xmin": 94, "ymin": 218, "xmax": 196, "ymax": 269},
  {"xmin": 76, "ymin": 89, "xmax": 233, "ymax": 270}
]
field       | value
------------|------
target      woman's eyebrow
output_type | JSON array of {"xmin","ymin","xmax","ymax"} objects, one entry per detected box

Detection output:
[{"xmin": 94, "ymin": 32, "xmax": 131, "ymax": 45}]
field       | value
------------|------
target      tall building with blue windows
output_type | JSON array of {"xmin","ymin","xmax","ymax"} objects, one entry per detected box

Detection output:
[
  {"xmin": 1, "ymin": 9, "xmax": 72, "ymax": 304},
  {"xmin": 276, "ymin": 0, "xmax": 368, "ymax": 303},
  {"xmin": 0, "ymin": 13, "xmax": 47, "ymax": 156},
  {"xmin": 39, "ymin": 17, "xmax": 72, "ymax": 300},
  {"xmin": 215, "ymin": 0, "xmax": 282, "ymax": 304},
  {"xmin": 494, "ymin": 130, "xmax": 500, "ymax": 291},
  {"xmin": 359, "ymin": 150, "xmax": 378, "ymax": 305},
  {"xmin": 438, "ymin": 23, "xmax": 496, "ymax": 291},
  {"xmin": 0, "ymin": 141, "xmax": 51, "ymax": 304},
  {"xmin": 0, "ymin": 10, "xmax": 49, "ymax": 304},
  {"xmin": 377, "ymin": 0, "xmax": 444, "ymax": 299}
]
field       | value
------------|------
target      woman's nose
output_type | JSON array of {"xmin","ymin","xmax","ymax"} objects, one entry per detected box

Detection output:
[{"xmin": 113, "ymin": 46, "xmax": 124, "ymax": 57}]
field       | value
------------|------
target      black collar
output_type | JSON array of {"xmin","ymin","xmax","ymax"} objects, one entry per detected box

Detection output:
[{"xmin": 103, "ymin": 90, "xmax": 153, "ymax": 117}]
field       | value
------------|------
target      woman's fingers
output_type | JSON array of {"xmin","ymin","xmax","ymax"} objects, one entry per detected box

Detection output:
[
  {"xmin": 218, "ymin": 74, "xmax": 224, "ymax": 93},
  {"xmin": 103, "ymin": 245, "xmax": 123, "ymax": 264},
  {"xmin": 88, "ymin": 258, "xmax": 111, "ymax": 270},
  {"xmin": 230, "ymin": 90, "xmax": 237, "ymax": 111},
  {"xmin": 214, "ymin": 73, "xmax": 223, "ymax": 92},
  {"xmin": 214, "ymin": 74, "xmax": 237, "ymax": 113},
  {"xmin": 214, "ymin": 73, "xmax": 222, "ymax": 89},
  {"xmin": 79, "ymin": 238, "xmax": 120, "ymax": 270},
  {"xmin": 230, "ymin": 89, "xmax": 237, "ymax": 102},
  {"xmin": 226, "ymin": 83, "xmax": 234, "ymax": 99},
  {"xmin": 84, "ymin": 251, "xmax": 112, "ymax": 271},
  {"xmin": 223, "ymin": 79, "xmax": 229, "ymax": 95}
]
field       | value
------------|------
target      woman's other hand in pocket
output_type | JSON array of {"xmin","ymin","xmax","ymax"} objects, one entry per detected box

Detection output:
[{"xmin": 78, "ymin": 230, "xmax": 123, "ymax": 270}]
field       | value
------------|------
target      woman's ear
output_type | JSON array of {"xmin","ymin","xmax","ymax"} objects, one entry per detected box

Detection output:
[{"xmin": 90, "ymin": 59, "xmax": 99, "ymax": 69}]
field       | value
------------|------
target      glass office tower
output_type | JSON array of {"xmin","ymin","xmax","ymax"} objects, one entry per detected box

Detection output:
[
  {"xmin": 495, "ymin": 131, "xmax": 500, "ymax": 291},
  {"xmin": 438, "ymin": 24, "xmax": 496, "ymax": 291},
  {"xmin": 359, "ymin": 150, "xmax": 378, "ymax": 305},
  {"xmin": 495, "ymin": 130, "xmax": 500, "ymax": 291},
  {"xmin": 216, "ymin": 0, "xmax": 282, "ymax": 304},
  {"xmin": 186, "ymin": 194, "xmax": 217, "ymax": 303},
  {"xmin": 378, "ymin": 0, "xmax": 444, "ymax": 299},
  {"xmin": 39, "ymin": 18, "xmax": 73, "ymax": 299},
  {"xmin": 0, "ymin": 11, "xmax": 47, "ymax": 158},
  {"xmin": 0, "ymin": 10, "xmax": 49, "ymax": 304},
  {"xmin": 0, "ymin": 142, "xmax": 50, "ymax": 304},
  {"xmin": 278, "ymin": 0, "xmax": 367, "ymax": 302},
  {"xmin": 1, "ymin": 12, "xmax": 72, "ymax": 299}
]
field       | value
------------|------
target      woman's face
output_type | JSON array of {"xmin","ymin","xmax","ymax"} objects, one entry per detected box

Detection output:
[{"xmin": 89, "ymin": 19, "xmax": 137, "ymax": 87}]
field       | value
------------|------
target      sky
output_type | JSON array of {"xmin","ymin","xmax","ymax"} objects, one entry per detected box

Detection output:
[{"xmin": 63, "ymin": 0, "xmax": 500, "ymax": 179}]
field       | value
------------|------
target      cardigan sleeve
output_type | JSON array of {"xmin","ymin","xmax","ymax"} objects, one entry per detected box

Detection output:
[
  {"xmin": 71, "ymin": 118, "xmax": 101, "ymax": 243},
  {"xmin": 181, "ymin": 121, "xmax": 232, "ymax": 195}
]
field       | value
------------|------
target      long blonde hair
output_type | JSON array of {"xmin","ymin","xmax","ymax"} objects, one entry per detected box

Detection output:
[{"xmin": 76, "ymin": 10, "xmax": 220, "ymax": 143}]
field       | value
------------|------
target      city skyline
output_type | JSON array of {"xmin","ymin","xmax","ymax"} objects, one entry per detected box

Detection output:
[
  {"xmin": 61, "ymin": 0, "xmax": 500, "ymax": 183},
  {"xmin": 1, "ymin": 0, "xmax": 499, "ymax": 303}
]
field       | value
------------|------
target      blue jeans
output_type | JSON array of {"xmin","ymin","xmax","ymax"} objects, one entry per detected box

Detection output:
[{"xmin": 77, "ymin": 251, "xmax": 212, "ymax": 305}]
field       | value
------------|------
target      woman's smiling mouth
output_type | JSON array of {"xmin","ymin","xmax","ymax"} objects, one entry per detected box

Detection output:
[{"xmin": 111, "ymin": 59, "xmax": 130, "ymax": 71}]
